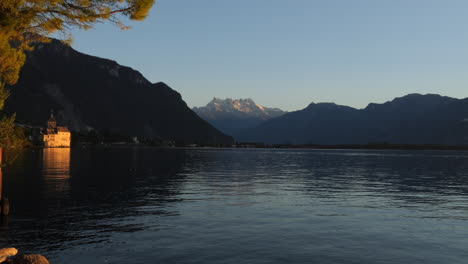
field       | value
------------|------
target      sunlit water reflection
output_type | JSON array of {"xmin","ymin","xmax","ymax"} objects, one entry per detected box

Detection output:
[{"xmin": 1, "ymin": 148, "xmax": 468, "ymax": 263}]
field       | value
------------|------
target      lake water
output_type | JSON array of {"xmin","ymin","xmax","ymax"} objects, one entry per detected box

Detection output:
[{"xmin": 1, "ymin": 147, "xmax": 468, "ymax": 263}]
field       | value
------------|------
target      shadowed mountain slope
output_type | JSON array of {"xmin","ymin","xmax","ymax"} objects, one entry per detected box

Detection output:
[
  {"xmin": 5, "ymin": 39, "xmax": 233, "ymax": 145},
  {"xmin": 237, "ymin": 94, "xmax": 468, "ymax": 145}
]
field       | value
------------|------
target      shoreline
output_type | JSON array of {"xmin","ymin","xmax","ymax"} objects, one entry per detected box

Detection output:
[{"xmin": 23, "ymin": 143, "xmax": 468, "ymax": 152}]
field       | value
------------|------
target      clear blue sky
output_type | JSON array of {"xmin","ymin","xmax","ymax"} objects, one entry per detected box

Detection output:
[{"xmin": 69, "ymin": 0, "xmax": 468, "ymax": 111}]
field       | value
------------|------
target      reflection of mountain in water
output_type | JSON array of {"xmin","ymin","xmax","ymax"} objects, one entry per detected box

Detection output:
[{"xmin": 2, "ymin": 148, "xmax": 468, "ymax": 263}]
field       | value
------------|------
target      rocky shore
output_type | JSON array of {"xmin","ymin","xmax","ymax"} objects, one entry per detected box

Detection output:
[{"xmin": 0, "ymin": 248, "xmax": 49, "ymax": 264}]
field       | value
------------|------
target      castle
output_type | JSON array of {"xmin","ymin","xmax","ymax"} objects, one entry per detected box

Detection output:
[{"xmin": 41, "ymin": 112, "xmax": 71, "ymax": 148}]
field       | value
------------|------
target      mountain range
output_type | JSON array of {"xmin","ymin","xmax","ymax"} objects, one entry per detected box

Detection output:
[
  {"xmin": 236, "ymin": 94, "xmax": 468, "ymax": 145},
  {"xmin": 5, "ymin": 40, "xmax": 468, "ymax": 146},
  {"xmin": 193, "ymin": 98, "xmax": 285, "ymax": 136},
  {"xmin": 5, "ymin": 39, "xmax": 233, "ymax": 145}
]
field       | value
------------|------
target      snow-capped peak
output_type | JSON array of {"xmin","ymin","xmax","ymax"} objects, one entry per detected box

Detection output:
[{"xmin": 193, "ymin": 98, "xmax": 286, "ymax": 120}]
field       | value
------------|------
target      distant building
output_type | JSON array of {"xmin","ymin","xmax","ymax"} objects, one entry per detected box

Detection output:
[{"xmin": 41, "ymin": 112, "xmax": 71, "ymax": 148}]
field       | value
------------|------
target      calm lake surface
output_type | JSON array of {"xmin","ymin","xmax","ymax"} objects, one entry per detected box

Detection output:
[{"xmin": 2, "ymin": 147, "xmax": 468, "ymax": 263}]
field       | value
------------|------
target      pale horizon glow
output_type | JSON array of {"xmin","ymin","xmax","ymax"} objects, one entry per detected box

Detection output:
[{"xmin": 68, "ymin": 0, "xmax": 468, "ymax": 111}]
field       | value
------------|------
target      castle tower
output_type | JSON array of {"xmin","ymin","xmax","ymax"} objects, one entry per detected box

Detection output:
[{"xmin": 47, "ymin": 110, "xmax": 57, "ymax": 130}]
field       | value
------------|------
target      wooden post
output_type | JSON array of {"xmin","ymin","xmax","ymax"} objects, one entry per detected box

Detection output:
[
  {"xmin": 0, "ymin": 148, "xmax": 8, "ymax": 216},
  {"xmin": 0, "ymin": 148, "xmax": 2, "ymax": 200}
]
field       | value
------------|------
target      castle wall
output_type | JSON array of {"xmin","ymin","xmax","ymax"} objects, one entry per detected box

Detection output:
[{"xmin": 42, "ymin": 131, "xmax": 71, "ymax": 148}]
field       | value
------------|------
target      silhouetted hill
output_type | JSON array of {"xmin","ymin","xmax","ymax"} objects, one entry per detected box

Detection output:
[
  {"xmin": 193, "ymin": 98, "xmax": 286, "ymax": 136},
  {"xmin": 237, "ymin": 94, "xmax": 468, "ymax": 145},
  {"xmin": 5, "ymin": 39, "xmax": 233, "ymax": 145}
]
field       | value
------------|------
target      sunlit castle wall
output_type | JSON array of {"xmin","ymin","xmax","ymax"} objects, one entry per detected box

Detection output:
[{"xmin": 42, "ymin": 128, "xmax": 71, "ymax": 148}]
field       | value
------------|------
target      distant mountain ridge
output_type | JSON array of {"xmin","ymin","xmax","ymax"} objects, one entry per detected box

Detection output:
[
  {"xmin": 5, "ymin": 39, "xmax": 233, "ymax": 145},
  {"xmin": 193, "ymin": 98, "xmax": 286, "ymax": 136},
  {"xmin": 237, "ymin": 94, "xmax": 468, "ymax": 145},
  {"xmin": 194, "ymin": 98, "xmax": 285, "ymax": 119}
]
